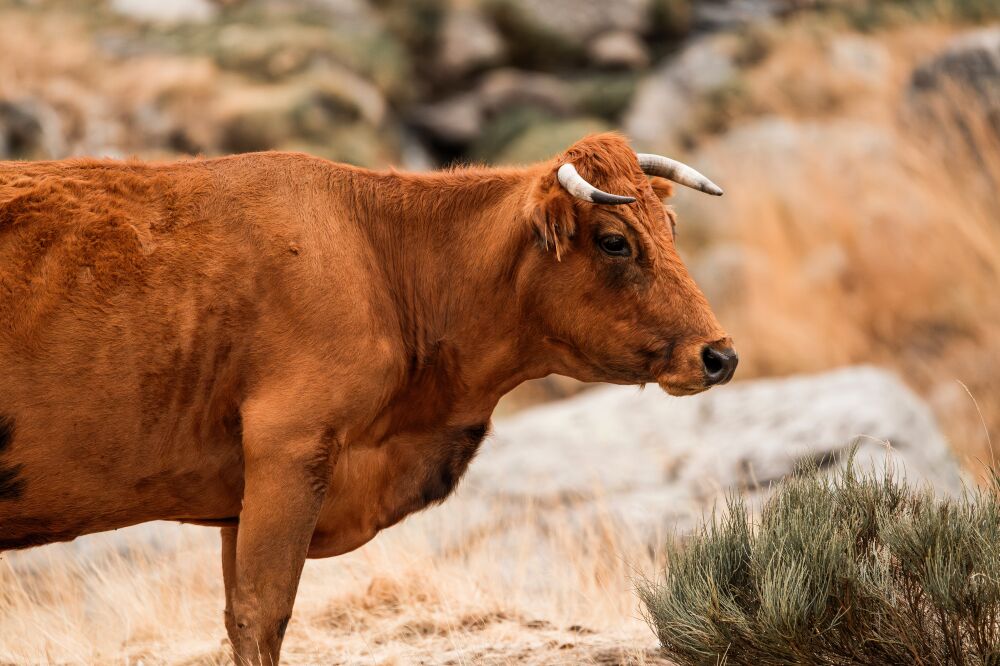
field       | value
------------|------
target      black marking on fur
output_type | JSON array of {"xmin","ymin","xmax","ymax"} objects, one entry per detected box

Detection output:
[
  {"xmin": 0, "ymin": 416, "xmax": 25, "ymax": 502},
  {"xmin": 276, "ymin": 615, "xmax": 291, "ymax": 641},
  {"xmin": 420, "ymin": 423, "xmax": 489, "ymax": 507},
  {"xmin": 0, "ymin": 517, "xmax": 80, "ymax": 551}
]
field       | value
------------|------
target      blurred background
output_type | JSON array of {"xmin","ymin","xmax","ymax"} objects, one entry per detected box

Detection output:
[{"xmin": 1, "ymin": 0, "xmax": 999, "ymax": 663}]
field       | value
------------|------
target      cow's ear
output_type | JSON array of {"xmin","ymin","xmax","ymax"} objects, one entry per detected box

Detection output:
[
  {"xmin": 526, "ymin": 169, "xmax": 576, "ymax": 260},
  {"xmin": 649, "ymin": 176, "xmax": 675, "ymax": 201}
]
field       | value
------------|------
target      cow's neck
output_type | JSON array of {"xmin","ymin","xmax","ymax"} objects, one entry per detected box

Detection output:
[{"xmin": 339, "ymin": 165, "xmax": 551, "ymax": 421}]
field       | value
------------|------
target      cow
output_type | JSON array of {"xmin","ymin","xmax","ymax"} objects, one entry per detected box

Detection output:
[{"xmin": 0, "ymin": 132, "xmax": 736, "ymax": 664}]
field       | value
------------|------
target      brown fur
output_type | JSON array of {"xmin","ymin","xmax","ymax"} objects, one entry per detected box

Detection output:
[{"xmin": 0, "ymin": 133, "xmax": 731, "ymax": 663}]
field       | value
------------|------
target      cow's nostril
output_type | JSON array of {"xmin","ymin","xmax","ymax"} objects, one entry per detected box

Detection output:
[
  {"xmin": 701, "ymin": 345, "xmax": 738, "ymax": 386},
  {"xmin": 702, "ymin": 347, "xmax": 724, "ymax": 375}
]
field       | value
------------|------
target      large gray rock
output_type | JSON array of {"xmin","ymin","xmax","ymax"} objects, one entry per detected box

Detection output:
[
  {"xmin": 410, "ymin": 69, "xmax": 573, "ymax": 146},
  {"xmin": 908, "ymin": 27, "xmax": 1000, "ymax": 136},
  {"xmin": 498, "ymin": 0, "xmax": 651, "ymax": 43},
  {"xmin": 0, "ymin": 98, "xmax": 64, "ymax": 160},
  {"xmin": 693, "ymin": 0, "xmax": 794, "ymax": 30},
  {"xmin": 464, "ymin": 366, "xmax": 965, "ymax": 534},
  {"xmin": 910, "ymin": 27, "xmax": 1000, "ymax": 99},
  {"xmin": 110, "ymin": 0, "xmax": 217, "ymax": 24},
  {"xmin": 588, "ymin": 30, "xmax": 650, "ymax": 70},
  {"xmin": 624, "ymin": 36, "xmax": 738, "ymax": 152},
  {"xmin": 437, "ymin": 7, "xmax": 506, "ymax": 77}
]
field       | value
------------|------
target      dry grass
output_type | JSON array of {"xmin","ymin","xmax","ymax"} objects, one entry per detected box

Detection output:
[
  {"xmin": 0, "ymin": 497, "xmax": 675, "ymax": 665},
  {"xmin": 685, "ymin": 20, "xmax": 1000, "ymax": 483}
]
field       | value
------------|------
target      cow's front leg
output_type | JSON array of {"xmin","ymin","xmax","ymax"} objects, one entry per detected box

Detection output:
[{"xmin": 228, "ymin": 424, "xmax": 336, "ymax": 665}]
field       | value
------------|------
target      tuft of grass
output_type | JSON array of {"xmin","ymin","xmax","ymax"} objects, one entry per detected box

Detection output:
[{"xmin": 639, "ymin": 458, "xmax": 1000, "ymax": 665}]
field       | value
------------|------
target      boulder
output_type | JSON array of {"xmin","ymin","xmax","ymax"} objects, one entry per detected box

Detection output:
[
  {"xmin": 110, "ymin": 0, "xmax": 217, "ymax": 24},
  {"xmin": 587, "ymin": 30, "xmax": 650, "ymax": 70},
  {"xmin": 494, "ymin": 116, "xmax": 610, "ymax": 164},
  {"xmin": 910, "ymin": 27, "xmax": 1000, "ymax": 99},
  {"xmin": 908, "ymin": 27, "xmax": 1000, "ymax": 136},
  {"xmin": 409, "ymin": 92, "xmax": 483, "ymax": 145},
  {"xmin": 436, "ymin": 6, "xmax": 506, "ymax": 77},
  {"xmin": 477, "ymin": 68, "xmax": 574, "ymax": 116},
  {"xmin": 624, "ymin": 35, "xmax": 738, "ymax": 152},
  {"xmin": 693, "ymin": 0, "xmax": 793, "ymax": 30},
  {"xmin": 0, "ymin": 100, "xmax": 44, "ymax": 159},
  {"xmin": 494, "ymin": 0, "xmax": 651, "ymax": 44},
  {"xmin": 410, "ymin": 69, "xmax": 573, "ymax": 148},
  {"xmin": 463, "ymin": 366, "xmax": 966, "ymax": 534},
  {"xmin": 0, "ymin": 98, "xmax": 64, "ymax": 160}
]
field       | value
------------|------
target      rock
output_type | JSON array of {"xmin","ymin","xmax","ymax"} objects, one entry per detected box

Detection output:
[
  {"xmin": 571, "ymin": 72, "xmax": 641, "ymax": 121},
  {"xmin": 410, "ymin": 92, "xmax": 483, "ymax": 145},
  {"xmin": 908, "ymin": 27, "xmax": 1000, "ymax": 135},
  {"xmin": 0, "ymin": 100, "xmax": 43, "ymax": 159},
  {"xmin": 305, "ymin": 65, "xmax": 389, "ymax": 127},
  {"xmin": 0, "ymin": 98, "xmax": 63, "ymax": 160},
  {"xmin": 437, "ymin": 7, "xmax": 505, "ymax": 77},
  {"xmin": 494, "ymin": 116, "xmax": 610, "ymax": 164},
  {"xmin": 211, "ymin": 75, "xmax": 391, "ymax": 157},
  {"xmin": 110, "ymin": 0, "xmax": 217, "ymax": 24},
  {"xmin": 910, "ymin": 27, "xmax": 1000, "ymax": 98},
  {"xmin": 495, "ymin": 0, "xmax": 651, "ymax": 44},
  {"xmin": 477, "ymin": 68, "xmax": 574, "ymax": 116},
  {"xmin": 464, "ymin": 366, "xmax": 966, "ymax": 535},
  {"xmin": 213, "ymin": 24, "xmax": 328, "ymax": 81},
  {"xmin": 411, "ymin": 69, "xmax": 573, "ymax": 147},
  {"xmin": 693, "ymin": 0, "xmax": 798, "ymax": 30},
  {"xmin": 588, "ymin": 30, "xmax": 650, "ymax": 70},
  {"xmin": 624, "ymin": 36, "xmax": 738, "ymax": 152}
]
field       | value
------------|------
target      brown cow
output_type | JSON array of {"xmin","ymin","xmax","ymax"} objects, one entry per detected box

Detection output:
[{"xmin": 0, "ymin": 133, "xmax": 735, "ymax": 663}]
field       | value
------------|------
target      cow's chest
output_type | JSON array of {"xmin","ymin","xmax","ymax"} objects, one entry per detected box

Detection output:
[
  {"xmin": 310, "ymin": 419, "xmax": 490, "ymax": 557},
  {"xmin": 382, "ymin": 422, "xmax": 490, "ymax": 522}
]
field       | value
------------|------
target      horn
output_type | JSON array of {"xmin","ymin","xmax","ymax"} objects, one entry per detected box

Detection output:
[
  {"xmin": 556, "ymin": 163, "xmax": 636, "ymax": 205},
  {"xmin": 636, "ymin": 153, "xmax": 724, "ymax": 196}
]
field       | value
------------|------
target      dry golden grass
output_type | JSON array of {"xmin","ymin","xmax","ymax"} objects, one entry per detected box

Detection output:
[
  {"xmin": 687, "ymin": 19, "xmax": 1000, "ymax": 482},
  {"xmin": 0, "ymin": 498, "xmax": 675, "ymax": 665}
]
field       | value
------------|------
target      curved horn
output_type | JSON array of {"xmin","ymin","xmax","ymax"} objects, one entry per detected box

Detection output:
[
  {"xmin": 557, "ymin": 163, "xmax": 636, "ymax": 205},
  {"xmin": 636, "ymin": 153, "xmax": 724, "ymax": 196}
]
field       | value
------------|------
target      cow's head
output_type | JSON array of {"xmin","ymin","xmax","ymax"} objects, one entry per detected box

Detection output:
[{"xmin": 519, "ymin": 133, "xmax": 736, "ymax": 396}]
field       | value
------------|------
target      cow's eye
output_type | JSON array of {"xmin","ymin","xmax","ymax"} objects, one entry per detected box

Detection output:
[{"xmin": 598, "ymin": 234, "xmax": 630, "ymax": 257}]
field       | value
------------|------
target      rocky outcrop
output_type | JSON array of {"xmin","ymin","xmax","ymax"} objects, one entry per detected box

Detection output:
[
  {"xmin": 910, "ymin": 27, "xmax": 1000, "ymax": 100},
  {"xmin": 436, "ymin": 6, "xmax": 506, "ymax": 77},
  {"xmin": 624, "ymin": 36, "xmax": 739, "ymax": 152},
  {"xmin": 110, "ymin": 0, "xmax": 217, "ymax": 24},
  {"xmin": 464, "ymin": 366, "xmax": 965, "ymax": 536},
  {"xmin": 908, "ymin": 27, "xmax": 1000, "ymax": 137}
]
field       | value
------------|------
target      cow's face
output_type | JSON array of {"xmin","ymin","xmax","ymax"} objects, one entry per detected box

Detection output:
[{"xmin": 519, "ymin": 134, "xmax": 736, "ymax": 396}]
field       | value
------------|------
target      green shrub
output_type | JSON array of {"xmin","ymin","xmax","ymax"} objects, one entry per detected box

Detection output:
[{"xmin": 638, "ymin": 458, "xmax": 1000, "ymax": 665}]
